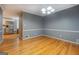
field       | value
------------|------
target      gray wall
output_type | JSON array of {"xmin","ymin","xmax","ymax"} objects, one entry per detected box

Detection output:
[
  {"xmin": 44, "ymin": 5, "xmax": 79, "ymax": 43},
  {"xmin": 22, "ymin": 5, "xmax": 79, "ymax": 43},
  {"xmin": 22, "ymin": 12, "xmax": 43, "ymax": 39},
  {"xmin": 0, "ymin": 7, "xmax": 3, "ymax": 43}
]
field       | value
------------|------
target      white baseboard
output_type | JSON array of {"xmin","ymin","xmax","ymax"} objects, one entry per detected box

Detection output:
[
  {"xmin": 23, "ymin": 34, "xmax": 79, "ymax": 44},
  {"xmin": 42, "ymin": 35, "xmax": 79, "ymax": 44},
  {"xmin": 23, "ymin": 35, "xmax": 43, "ymax": 40}
]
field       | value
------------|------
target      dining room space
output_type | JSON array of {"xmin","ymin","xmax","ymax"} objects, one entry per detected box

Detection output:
[{"xmin": 0, "ymin": 4, "xmax": 79, "ymax": 55}]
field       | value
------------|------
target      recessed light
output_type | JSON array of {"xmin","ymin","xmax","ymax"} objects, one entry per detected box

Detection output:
[
  {"xmin": 47, "ymin": 6, "xmax": 52, "ymax": 10},
  {"xmin": 41, "ymin": 8, "xmax": 46, "ymax": 12}
]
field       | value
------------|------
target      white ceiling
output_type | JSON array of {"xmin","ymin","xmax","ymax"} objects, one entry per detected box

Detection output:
[{"xmin": 3, "ymin": 4, "xmax": 77, "ymax": 16}]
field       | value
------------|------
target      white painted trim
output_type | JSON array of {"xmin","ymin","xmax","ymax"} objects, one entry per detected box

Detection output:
[
  {"xmin": 23, "ymin": 29, "xmax": 43, "ymax": 31},
  {"xmin": 23, "ymin": 29, "xmax": 79, "ymax": 33},
  {"xmin": 43, "ymin": 35, "xmax": 79, "ymax": 44},
  {"xmin": 44, "ymin": 29, "xmax": 79, "ymax": 33},
  {"xmin": 23, "ymin": 35, "xmax": 43, "ymax": 40},
  {"xmin": 22, "ymin": 34, "xmax": 79, "ymax": 44}
]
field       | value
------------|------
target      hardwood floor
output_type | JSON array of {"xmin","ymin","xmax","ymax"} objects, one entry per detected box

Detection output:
[
  {"xmin": 0, "ymin": 36, "xmax": 79, "ymax": 55},
  {"xmin": 3, "ymin": 34, "xmax": 18, "ymax": 40}
]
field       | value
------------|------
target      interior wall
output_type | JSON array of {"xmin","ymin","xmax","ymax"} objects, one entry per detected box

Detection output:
[
  {"xmin": 22, "ymin": 5, "xmax": 79, "ymax": 43},
  {"xmin": 3, "ymin": 5, "xmax": 79, "ymax": 43},
  {"xmin": 22, "ymin": 12, "xmax": 43, "ymax": 39},
  {"xmin": 44, "ymin": 5, "xmax": 79, "ymax": 43},
  {"xmin": 0, "ymin": 7, "xmax": 3, "ymax": 43}
]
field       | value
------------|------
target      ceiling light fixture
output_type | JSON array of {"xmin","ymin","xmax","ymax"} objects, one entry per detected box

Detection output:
[
  {"xmin": 51, "ymin": 9, "xmax": 55, "ymax": 12},
  {"xmin": 41, "ymin": 6, "xmax": 55, "ymax": 15},
  {"xmin": 47, "ymin": 6, "xmax": 52, "ymax": 10},
  {"xmin": 42, "ymin": 11, "xmax": 46, "ymax": 14},
  {"xmin": 41, "ymin": 8, "xmax": 46, "ymax": 12},
  {"xmin": 47, "ymin": 11, "xmax": 51, "ymax": 14}
]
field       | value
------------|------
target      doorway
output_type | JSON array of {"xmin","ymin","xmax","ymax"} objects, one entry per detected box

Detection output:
[{"xmin": 2, "ymin": 17, "xmax": 20, "ymax": 43}]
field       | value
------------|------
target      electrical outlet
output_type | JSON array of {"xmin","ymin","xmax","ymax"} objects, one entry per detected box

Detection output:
[{"xmin": 26, "ymin": 36, "xmax": 28, "ymax": 37}]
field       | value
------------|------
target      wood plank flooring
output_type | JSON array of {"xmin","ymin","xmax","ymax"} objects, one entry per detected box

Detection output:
[
  {"xmin": 3, "ymin": 34, "xmax": 18, "ymax": 40},
  {"xmin": 0, "ymin": 35, "xmax": 79, "ymax": 55}
]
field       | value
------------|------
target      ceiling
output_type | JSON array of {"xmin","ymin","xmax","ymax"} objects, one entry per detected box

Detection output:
[{"xmin": 3, "ymin": 4, "xmax": 77, "ymax": 16}]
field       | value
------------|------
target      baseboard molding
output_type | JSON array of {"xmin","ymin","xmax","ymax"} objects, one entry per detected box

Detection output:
[
  {"xmin": 23, "ymin": 34, "xmax": 79, "ymax": 44},
  {"xmin": 23, "ymin": 35, "xmax": 43, "ymax": 40},
  {"xmin": 43, "ymin": 35, "xmax": 79, "ymax": 44}
]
